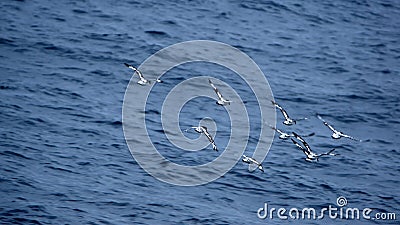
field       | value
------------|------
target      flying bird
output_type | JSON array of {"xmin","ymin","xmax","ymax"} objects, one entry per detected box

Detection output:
[
  {"xmin": 124, "ymin": 63, "xmax": 162, "ymax": 85},
  {"xmin": 186, "ymin": 126, "xmax": 218, "ymax": 151},
  {"xmin": 316, "ymin": 114, "xmax": 361, "ymax": 142},
  {"xmin": 242, "ymin": 155, "xmax": 264, "ymax": 172},
  {"xmin": 271, "ymin": 100, "xmax": 307, "ymax": 125},
  {"xmin": 209, "ymin": 79, "xmax": 231, "ymax": 106},
  {"xmin": 291, "ymin": 132, "xmax": 338, "ymax": 162}
]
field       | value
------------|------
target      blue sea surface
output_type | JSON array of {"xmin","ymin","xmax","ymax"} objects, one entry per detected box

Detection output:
[{"xmin": 1, "ymin": 0, "xmax": 399, "ymax": 224}]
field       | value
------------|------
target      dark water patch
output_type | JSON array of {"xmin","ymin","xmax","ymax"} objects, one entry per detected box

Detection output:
[
  {"xmin": 76, "ymin": 161, "xmax": 92, "ymax": 166},
  {"xmin": 64, "ymin": 112, "xmax": 93, "ymax": 119},
  {"xmin": 275, "ymin": 96, "xmax": 320, "ymax": 105},
  {"xmin": 72, "ymin": 9, "xmax": 87, "ymax": 14},
  {"xmin": 0, "ymin": 150, "xmax": 31, "ymax": 160},
  {"xmin": 27, "ymin": 205, "xmax": 47, "ymax": 213},
  {"xmin": 67, "ymin": 127, "xmax": 101, "ymax": 136},
  {"xmin": 320, "ymin": 183, "xmax": 334, "ymax": 191},
  {"xmin": 0, "ymin": 37, "xmax": 16, "ymax": 47},
  {"xmin": 46, "ymin": 165, "xmax": 78, "ymax": 174},
  {"xmin": 2, "ymin": 209, "xmax": 29, "ymax": 217},
  {"xmin": 303, "ymin": 12, "xmax": 335, "ymax": 25},
  {"xmin": 101, "ymin": 201, "xmax": 131, "ymax": 207},
  {"xmin": 145, "ymin": 30, "xmax": 170, "ymax": 38},
  {"xmin": 239, "ymin": 0, "xmax": 292, "ymax": 13},
  {"xmin": 49, "ymin": 192, "xmax": 68, "ymax": 198},
  {"xmin": 8, "ymin": 217, "xmax": 43, "ymax": 225},
  {"xmin": 13, "ymin": 47, "xmax": 31, "ymax": 53},
  {"xmin": 92, "ymin": 120, "xmax": 122, "ymax": 127},
  {"xmin": 36, "ymin": 104, "xmax": 75, "ymax": 112},
  {"xmin": 53, "ymin": 16, "xmax": 66, "ymax": 22},
  {"xmin": 84, "ymin": 33, "xmax": 131, "ymax": 42},
  {"xmin": 378, "ymin": 195, "xmax": 394, "ymax": 200},
  {"xmin": 232, "ymin": 44, "xmax": 264, "ymax": 53},
  {"xmin": 73, "ymin": 208, "xmax": 87, "ymax": 213},
  {"xmin": 0, "ymin": 85, "xmax": 16, "ymax": 90},
  {"xmin": 161, "ymin": 20, "xmax": 178, "ymax": 25},
  {"xmin": 59, "ymin": 66, "xmax": 86, "ymax": 72},
  {"xmin": 145, "ymin": 109, "xmax": 160, "ymax": 115},
  {"xmin": 240, "ymin": 173, "xmax": 266, "ymax": 182},
  {"xmin": 89, "ymin": 69, "xmax": 112, "ymax": 77},
  {"xmin": 34, "ymin": 41, "xmax": 75, "ymax": 55},
  {"xmin": 43, "ymin": 87, "xmax": 84, "ymax": 100}
]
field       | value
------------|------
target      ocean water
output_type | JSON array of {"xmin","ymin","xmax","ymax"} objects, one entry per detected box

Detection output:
[{"xmin": 1, "ymin": 0, "xmax": 399, "ymax": 224}]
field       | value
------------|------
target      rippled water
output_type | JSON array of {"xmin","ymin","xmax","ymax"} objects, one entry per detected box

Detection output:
[{"xmin": 1, "ymin": 0, "xmax": 399, "ymax": 224}]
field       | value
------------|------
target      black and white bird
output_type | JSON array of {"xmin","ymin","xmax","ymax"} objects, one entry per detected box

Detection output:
[
  {"xmin": 209, "ymin": 79, "xmax": 231, "ymax": 106},
  {"xmin": 316, "ymin": 114, "xmax": 361, "ymax": 142},
  {"xmin": 186, "ymin": 126, "xmax": 218, "ymax": 151},
  {"xmin": 291, "ymin": 132, "xmax": 337, "ymax": 162},
  {"xmin": 124, "ymin": 63, "xmax": 162, "ymax": 85},
  {"xmin": 269, "ymin": 125, "xmax": 315, "ymax": 140},
  {"xmin": 271, "ymin": 100, "xmax": 305, "ymax": 126},
  {"xmin": 242, "ymin": 155, "xmax": 264, "ymax": 172}
]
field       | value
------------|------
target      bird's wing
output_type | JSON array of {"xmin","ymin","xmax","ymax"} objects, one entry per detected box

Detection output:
[
  {"xmin": 292, "ymin": 132, "xmax": 312, "ymax": 155},
  {"xmin": 341, "ymin": 133, "xmax": 361, "ymax": 142},
  {"xmin": 292, "ymin": 132, "xmax": 305, "ymax": 143},
  {"xmin": 269, "ymin": 126, "xmax": 284, "ymax": 135},
  {"xmin": 249, "ymin": 157, "xmax": 258, "ymax": 165},
  {"xmin": 209, "ymin": 79, "xmax": 224, "ymax": 100},
  {"xmin": 280, "ymin": 107, "xmax": 291, "ymax": 120},
  {"xmin": 318, "ymin": 115, "xmax": 339, "ymax": 133},
  {"xmin": 200, "ymin": 126, "xmax": 208, "ymax": 132},
  {"xmin": 204, "ymin": 131, "xmax": 214, "ymax": 143},
  {"xmin": 204, "ymin": 130, "xmax": 218, "ymax": 151},
  {"xmin": 302, "ymin": 141, "xmax": 313, "ymax": 155},
  {"xmin": 210, "ymin": 142, "xmax": 218, "ymax": 151},
  {"xmin": 276, "ymin": 128, "xmax": 286, "ymax": 135},
  {"xmin": 316, "ymin": 114, "xmax": 326, "ymax": 122},
  {"xmin": 318, "ymin": 148, "xmax": 337, "ymax": 157},
  {"xmin": 273, "ymin": 101, "xmax": 290, "ymax": 120},
  {"xmin": 124, "ymin": 63, "xmax": 146, "ymax": 80},
  {"xmin": 203, "ymin": 129, "xmax": 215, "ymax": 144},
  {"xmin": 323, "ymin": 121, "xmax": 338, "ymax": 133},
  {"xmin": 135, "ymin": 69, "xmax": 145, "ymax": 80},
  {"xmin": 291, "ymin": 138, "xmax": 307, "ymax": 155}
]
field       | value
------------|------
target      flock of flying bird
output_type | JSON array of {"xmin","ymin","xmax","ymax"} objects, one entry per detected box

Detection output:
[{"xmin": 125, "ymin": 63, "xmax": 362, "ymax": 173}]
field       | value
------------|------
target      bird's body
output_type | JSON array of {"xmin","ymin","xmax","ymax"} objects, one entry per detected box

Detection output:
[{"xmin": 242, "ymin": 155, "xmax": 264, "ymax": 172}]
